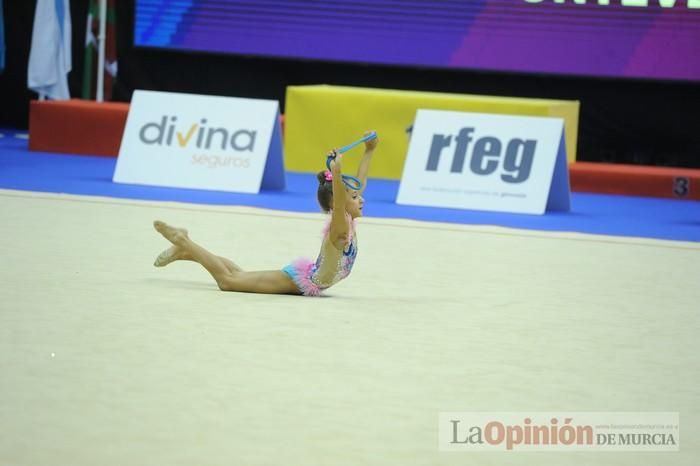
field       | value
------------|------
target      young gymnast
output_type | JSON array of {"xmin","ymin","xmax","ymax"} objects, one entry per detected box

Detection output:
[{"xmin": 152, "ymin": 132, "xmax": 378, "ymax": 296}]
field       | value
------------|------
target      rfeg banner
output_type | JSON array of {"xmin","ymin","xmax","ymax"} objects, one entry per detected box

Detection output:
[{"xmin": 397, "ymin": 109, "xmax": 570, "ymax": 215}]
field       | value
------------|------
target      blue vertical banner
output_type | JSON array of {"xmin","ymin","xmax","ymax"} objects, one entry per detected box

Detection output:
[{"xmin": 27, "ymin": 0, "xmax": 72, "ymax": 99}]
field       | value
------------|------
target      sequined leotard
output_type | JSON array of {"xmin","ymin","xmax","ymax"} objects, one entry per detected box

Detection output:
[{"xmin": 282, "ymin": 219, "xmax": 358, "ymax": 296}]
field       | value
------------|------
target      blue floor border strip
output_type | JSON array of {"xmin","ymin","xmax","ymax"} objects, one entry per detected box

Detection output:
[{"xmin": 1, "ymin": 134, "xmax": 699, "ymax": 243}]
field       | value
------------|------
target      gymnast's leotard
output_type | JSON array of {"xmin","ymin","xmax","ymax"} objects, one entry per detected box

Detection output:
[{"xmin": 282, "ymin": 218, "xmax": 357, "ymax": 296}]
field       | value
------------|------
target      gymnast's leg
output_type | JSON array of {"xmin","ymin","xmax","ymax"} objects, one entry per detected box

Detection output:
[
  {"xmin": 154, "ymin": 242, "xmax": 241, "ymax": 273},
  {"xmin": 153, "ymin": 221, "xmax": 300, "ymax": 295}
]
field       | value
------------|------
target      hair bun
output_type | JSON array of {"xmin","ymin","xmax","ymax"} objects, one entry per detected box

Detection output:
[{"xmin": 316, "ymin": 171, "xmax": 328, "ymax": 184}]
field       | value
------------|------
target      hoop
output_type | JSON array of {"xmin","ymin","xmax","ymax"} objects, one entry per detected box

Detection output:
[
  {"xmin": 338, "ymin": 131, "xmax": 377, "ymax": 154},
  {"xmin": 324, "ymin": 132, "xmax": 377, "ymax": 191},
  {"xmin": 326, "ymin": 157, "xmax": 363, "ymax": 191}
]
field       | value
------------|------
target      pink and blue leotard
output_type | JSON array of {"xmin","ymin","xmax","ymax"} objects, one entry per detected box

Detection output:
[{"xmin": 282, "ymin": 219, "xmax": 358, "ymax": 296}]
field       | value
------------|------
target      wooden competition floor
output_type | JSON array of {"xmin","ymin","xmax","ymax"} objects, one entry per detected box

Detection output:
[{"xmin": 1, "ymin": 189, "xmax": 698, "ymax": 465}]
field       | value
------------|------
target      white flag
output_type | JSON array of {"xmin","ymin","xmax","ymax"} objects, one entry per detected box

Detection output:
[{"xmin": 28, "ymin": 0, "xmax": 72, "ymax": 100}]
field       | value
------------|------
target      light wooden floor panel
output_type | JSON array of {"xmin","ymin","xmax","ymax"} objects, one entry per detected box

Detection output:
[{"xmin": 1, "ymin": 189, "xmax": 698, "ymax": 465}]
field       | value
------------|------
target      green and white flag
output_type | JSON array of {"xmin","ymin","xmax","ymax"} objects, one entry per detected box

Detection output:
[{"xmin": 82, "ymin": 0, "xmax": 117, "ymax": 100}]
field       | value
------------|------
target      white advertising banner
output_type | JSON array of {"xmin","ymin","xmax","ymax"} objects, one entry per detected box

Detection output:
[
  {"xmin": 397, "ymin": 109, "xmax": 570, "ymax": 214},
  {"xmin": 113, "ymin": 90, "xmax": 285, "ymax": 193}
]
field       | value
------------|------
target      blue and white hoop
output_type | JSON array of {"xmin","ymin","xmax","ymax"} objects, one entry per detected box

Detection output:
[{"xmin": 326, "ymin": 132, "xmax": 377, "ymax": 191}]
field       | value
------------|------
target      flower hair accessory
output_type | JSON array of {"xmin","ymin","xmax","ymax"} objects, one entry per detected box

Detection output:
[{"xmin": 324, "ymin": 170, "xmax": 333, "ymax": 182}]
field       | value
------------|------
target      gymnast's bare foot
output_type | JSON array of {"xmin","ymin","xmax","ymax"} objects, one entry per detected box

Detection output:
[
  {"xmin": 153, "ymin": 245, "xmax": 190, "ymax": 267},
  {"xmin": 153, "ymin": 220, "xmax": 189, "ymax": 246}
]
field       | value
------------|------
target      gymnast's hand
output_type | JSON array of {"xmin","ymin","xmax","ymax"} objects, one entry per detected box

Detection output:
[
  {"xmin": 327, "ymin": 149, "xmax": 342, "ymax": 175},
  {"xmin": 364, "ymin": 131, "xmax": 378, "ymax": 151}
]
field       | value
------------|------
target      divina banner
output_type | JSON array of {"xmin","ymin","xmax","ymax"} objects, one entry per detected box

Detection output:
[{"xmin": 113, "ymin": 90, "xmax": 285, "ymax": 193}]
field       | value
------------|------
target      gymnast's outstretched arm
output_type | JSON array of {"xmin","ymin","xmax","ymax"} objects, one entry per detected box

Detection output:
[
  {"xmin": 356, "ymin": 131, "xmax": 377, "ymax": 195},
  {"xmin": 328, "ymin": 152, "xmax": 349, "ymax": 248}
]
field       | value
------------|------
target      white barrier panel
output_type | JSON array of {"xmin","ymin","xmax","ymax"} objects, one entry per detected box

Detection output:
[
  {"xmin": 397, "ymin": 109, "xmax": 570, "ymax": 214},
  {"xmin": 114, "ymin": 90, "xmax": 285, "ymax": 193}
]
